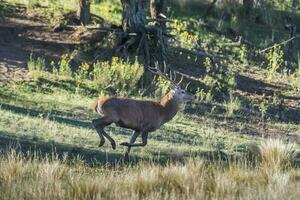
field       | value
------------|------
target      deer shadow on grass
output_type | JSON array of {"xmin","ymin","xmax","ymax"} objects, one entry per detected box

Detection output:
[
  {"xmin": 3, "ymin": 99, "xmax": 233, "ymax": 147},
  {"xmin": 0, "ymin": 103, "xmax": 92, "ymax": 128},
  {"xmin": 0, "ymin": 102, "xmax": 214, "ymax": 148},
  {"xmin": 4, "ymin": 97, "xmax": 298, "ymax": 166},
  {"xmin": 0, "ymin": 130, "xmax": 232, "ymax": 167},
  {"xmin": 0, "ymin": 130, "xmax": 126, "ymax": 167},
  {"xmin": 0, "ymin": 102, "xmax": 137, "ymax": 138},
  {"xmin": 0, "ymin": 95, "xmax": 231, "ymax": 165}
]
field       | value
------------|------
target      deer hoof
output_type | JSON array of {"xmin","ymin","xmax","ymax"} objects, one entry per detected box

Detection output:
[
  {"xmin": 111, "ymin": 141, "xmax": 116, "ymax": 150},
  {"xmin": 120, "ymin": 142, "xmax": 130, "ymax": 146},
  {"xmin": 98, "ymin": 139, "xmax": 105, "ymax": 147}
]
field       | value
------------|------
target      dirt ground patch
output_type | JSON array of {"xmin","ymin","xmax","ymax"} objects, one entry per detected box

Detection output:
[{"xmin": 0, "ymin": 11, "xmax": 79, "ymax": 85}]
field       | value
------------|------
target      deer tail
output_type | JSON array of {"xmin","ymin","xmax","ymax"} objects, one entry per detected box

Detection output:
[{"xmin": 93, "ymin": 99, "xmax": 99, "ymax": 113}]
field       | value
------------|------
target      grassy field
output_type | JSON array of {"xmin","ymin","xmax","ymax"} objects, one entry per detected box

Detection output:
[
  {"xmin": 1, "ymin": 143, "xmax": 300, "ymax": 200},
  {"xmin": 0, "ymin": 75, "xmax": 258, "ymax": 162},
  {"xmin": 0, "ymin": 72, "xmax": 300, "ymax": 199},
  {"xmin": 1, "ymin": 0, "xmax": 300, "ymax": 199}
]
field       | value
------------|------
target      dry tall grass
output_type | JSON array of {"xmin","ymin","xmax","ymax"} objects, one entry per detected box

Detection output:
[{"xmin": 0, "ymin": 139, "xmax": 299, "ymax": 200}]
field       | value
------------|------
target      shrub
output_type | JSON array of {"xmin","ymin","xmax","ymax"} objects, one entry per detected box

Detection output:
[
  {"xmin": 239, "ymin": 45, "xmax": 248, "ymax": 65},
  {"xmin": 225, "ymin": 93, "xmax": 241, "ymax": 117},
  {"xmin": 27, "ymin": 55, "xmax": 45, "ymax": 79},
  {"xmin": 52, "ymin": 54, "xmax": 73, "ymax": 77},
  {"xmin": 26, "ymin": 0, "xmax": 40, "ymax": 10},
  {"xmin": 28, "ymin": 55, "xmax": 45, "ymax": 72},
  {"xmin": 196, "ymin": 88, "xmax": 213, "ymax": 104},
  {"xmin": 75, "ymin": 62, "xmax": 91, "ymax": 87},
  {"xmin": 259, "ymin": 139, "xmax": 296, "ymax": 171},
  {"xmin": 266, "ymin": 46, "xmax": 284, "ymax": 80},
  {"xmin": 74, "ymin": 62, "xmax": 92, "ymax": 93},
  {"xmin": 59, "ymin": 54, "xmax": 73, "ymax": 77},
  {"xmin": 258, "ymin": 96, "xmax": 269, "ymax": 119},
  {"xmin": 169, "ymin": 19, "xmax": 199, "ymax": 50},
  {"xmin": 93, "ymin": 57, "xmax": 144, "ymax": 96},
  {"xmin": 155, "ymin": 76, "xmax": 171, "ymax": 98},
  {"xmin": 286, "ymin": 67, "xmax": 300, "ymax": 92},
  {"xmin": 200, "ymin": 57, "xmax": 236, "ymax": 102}
]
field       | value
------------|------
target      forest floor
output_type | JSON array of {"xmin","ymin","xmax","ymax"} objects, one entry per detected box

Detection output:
[{"xmin": 0, "ymin": 4, "xmax": 80, "ymax": 85}]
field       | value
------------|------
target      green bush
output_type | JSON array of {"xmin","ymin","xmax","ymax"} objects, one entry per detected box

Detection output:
[
  {"xmin": 287, "ymin": 67, "xmax": 300, "ymax": 92},
  {"xmin": 52, "ymin": 54, "xmax": 73, "ymax": 77},
  {"xmin": 155, "ymin": 76, "xmax": 171, "ymax": 98},
  {"xmin": 196, "ymin": 88, "xmax": 213, "ymax": 104},
  {"xmin": 26, "ymin": 0, "xmax": 40, "ymax": 10},
  {"xmin": 259, "ymin": 95, "xmax": 270, "ymax": 119},
  {"xmin": 93, "ymin": 57, "xmax": 144, "ymax": 96},
  {"xmin": 266, "ymin": 46, "xmax": 284, "ymax": 80},
  {"xmin": 27, "ymin": 55, "xmax": 45, "ymax": 79},
  {"xmin": 74, "ymin": 62, "xmax": 91, "ymax": 91},
  {"xmin": 225, "ymin": 93, "xmax": 241, "ymax": 117},
  {"xmin": 28, "ymin": 55, "xmax": 45, "ymax": 72}
]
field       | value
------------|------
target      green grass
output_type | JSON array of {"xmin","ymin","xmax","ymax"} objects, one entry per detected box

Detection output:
[
  {"xmin": 0, "ymin": 79, "xmax": 252, "ymax": 160},
  {"xmin": 0, "ymin": 75, "xmax": 300, "ymax": 162},
  {"xmin": 0, "ymin": 139, "xmax": 299, "ymax": 200},
  {"xmin": 1, "ymin": 0, "xmax": 300, "ymax": 198}
]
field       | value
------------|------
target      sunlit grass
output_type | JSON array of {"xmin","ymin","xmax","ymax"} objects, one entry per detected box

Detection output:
[
  {"xmin": 1, "ymin": 1, "xmax": 300, "ymax": 198},
  {"xmin": 0, "ymin": 80, "xmax": 259, "ymax": 160},
  {"xmin": 0, "ymin": 147, "xmax": 299, "ymax": 200},
  {"xmin": 259, "ymin": 139, "xmax": 296, "ymax": 171}
]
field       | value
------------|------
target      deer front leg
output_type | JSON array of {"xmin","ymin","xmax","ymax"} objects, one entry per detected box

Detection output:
[
  {"xmin": 120, "ymin": 132, "xmax": 148, "ymax": 148},
  {"xmin": 128, "ymin": 132, "xmax": 148, "ymax": 147},
  {"xmin": 120, "ymin": 131, "xmax": 141, "ymax": 158}
]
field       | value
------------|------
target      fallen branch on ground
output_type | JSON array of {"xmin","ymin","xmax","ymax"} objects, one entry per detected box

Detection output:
[{"xmin": 257, "ymin": 35, "xmax": 300, "ymax": 53}]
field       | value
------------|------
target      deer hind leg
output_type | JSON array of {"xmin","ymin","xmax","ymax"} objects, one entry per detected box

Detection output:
[
  {"xmin": 92, "ymin": 117, "xmax": 116, "ymax": 149},
  {"xmin": 100, "ymin": 129, "xmax": 116, "ymax": 150}
]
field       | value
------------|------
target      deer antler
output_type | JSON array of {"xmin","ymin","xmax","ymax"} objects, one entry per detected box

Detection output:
[
  {"xmin": 147, "ymin": 62, "xmax": 179, "ymax": 88},
  {"xmin": 176, "ymin": 73, "xmax": 184, "ymax": 85},
  {"xmin": 185, "ymin": 81, "xmax": 191, "ymax": 90}
]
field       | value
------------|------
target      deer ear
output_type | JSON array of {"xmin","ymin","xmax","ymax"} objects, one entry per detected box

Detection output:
[
  {"xmin": 171, "ymin": 85, "xmax": 178, "ymax": 90},
  {"xmin": 169, "ymin": 89, "xmax": 176, "ymax": 95}
]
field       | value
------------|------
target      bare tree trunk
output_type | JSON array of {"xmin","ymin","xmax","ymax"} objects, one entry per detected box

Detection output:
[
  {"xmin": 121, "ymin": 0, "xmax": 147, "ymax": 33},
  {"xmin": 77, "ymin": 0, "xmax": 91, "ymax": 25},
  {"xmin": 203, "ymin": 0, "xmax": 217, "ymax": 18},
  {"xmin": 150, "ymin": 0, "xmax": 165, "ymax": 19},
  {"xmin": 243, "ymin": 0, "xmax": 253, "ymax": 16},
  {"xmin": 119, "ymin": 0, "xmax": 171, "ymax": 70},
  {"xmin": 292, "ymin": 0, "xmax": 298, "ymax": 15},
  {"xmin": 150, "ymin": 0, "xmax": 166, "ymax": 27}
]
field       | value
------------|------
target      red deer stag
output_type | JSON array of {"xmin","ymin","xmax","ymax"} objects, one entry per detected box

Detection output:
[{"xmin": 92, "ymin": 65, "xmax": 195, "ymax": 158}]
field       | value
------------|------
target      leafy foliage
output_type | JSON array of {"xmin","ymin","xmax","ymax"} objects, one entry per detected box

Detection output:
[
  {"xmin": 27, "ymin": 54, "xmax": 45, "ymax": 80},
  {"xmin": 266, "ymin": 46, "xmax": 284, "ymax": 80},
  {"xmin": 28, "ymin": 54, "xmax": 45, "ymax": 72},
  {"xmin": 93, "ymin": 57, "xmax": 144, "ymax": 96}
]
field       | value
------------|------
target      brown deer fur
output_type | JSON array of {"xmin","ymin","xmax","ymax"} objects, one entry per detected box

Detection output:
[{"xmin": 92, "ymin": 87, "xmax": 195, "ymax": 158}]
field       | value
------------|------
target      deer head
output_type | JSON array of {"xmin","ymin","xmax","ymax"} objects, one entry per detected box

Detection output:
[{"xmin": 147, "ymin": 62, "xmax": 196, "ymax": 102}]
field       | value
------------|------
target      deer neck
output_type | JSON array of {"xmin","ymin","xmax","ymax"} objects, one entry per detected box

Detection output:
[{"xmin": 159, "ymin": 92, "xmax": 180, "ymax": 123}]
